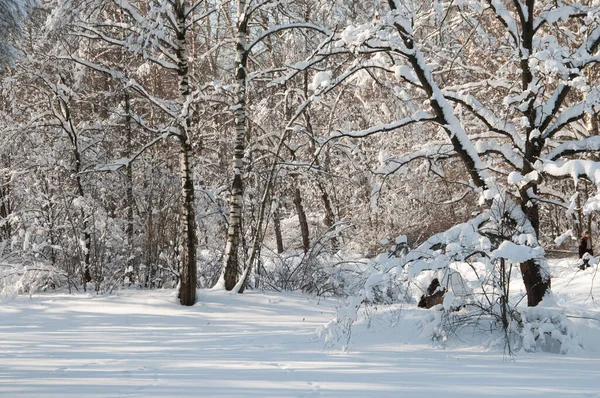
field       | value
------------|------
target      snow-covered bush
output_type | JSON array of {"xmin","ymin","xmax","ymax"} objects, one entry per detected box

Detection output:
[
  {"xmin": 257, "ymin": 248, "xmax": 368, "ymax": 297},
  {"xmin": 521, "ymin": 307, "xmax": 582, "ymax": 354},
  {"xmin": 320, "ymin": 193, "xmax": 572, "ymax": 354}
]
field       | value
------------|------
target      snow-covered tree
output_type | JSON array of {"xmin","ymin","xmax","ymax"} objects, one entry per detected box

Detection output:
[
  {"xmin": 306, "ymin": 0, "xmax": 600, "ymax": 307},
  {"xmin": 216, "ymin": 0, "xmax": 332, "ymax": 291},
  {"xmin": 46, "ymin": 0, "xmax": 226, "ymax": 304},
  {"xmin": 0, "ymin": 0, "xmax": 36, "ymax": 68}
]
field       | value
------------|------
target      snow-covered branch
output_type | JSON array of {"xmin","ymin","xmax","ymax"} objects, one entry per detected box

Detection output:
[
  {"xmin": 474, "ymin": 139, "xmax": 524, "ymax": 169},
  {"xmin": 245, "ymin": 23, "xmax": 331, "ymax": 54},
  {"xmin": 533, "ymin": 5, "xmax": 591, "ymax": 33},
  {"xmin": 329, "ymin": 111, "xmax": 435, "ymax": 141},
  {"xmin": 444, "ymin": 90, "xmax": 523, "ymax": 150},
  {"xmin": 546, "ymin": 137, "xmax": 600, "ymax": 161},
  {"xmin": 93, "ymin": 130, "xmax": 175, "ymax": 173},
  {"xmin": 375, "ymin": 144, "xmax": 454, "ymax": 176},
  {"xmin": 484, "ymin": 0, "xmax": 520, "ymax": 47}
]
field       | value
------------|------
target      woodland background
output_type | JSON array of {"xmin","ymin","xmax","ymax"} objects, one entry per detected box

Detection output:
[{"xmin": 0, "ymin": 0, "xmax": 599, "ymax": 317}]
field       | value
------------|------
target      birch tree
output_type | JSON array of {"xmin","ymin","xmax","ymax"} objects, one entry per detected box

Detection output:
[
  {"xmin": 50, "ymin": 0, "xmax": 220, "ymax": 305},
  {"xmin": 216, "ymin": 0, "xmax": 331, "ymax": 290}
]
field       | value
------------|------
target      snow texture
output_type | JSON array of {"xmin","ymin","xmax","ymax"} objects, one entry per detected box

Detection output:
[{"xmin": 2, "ymin": 261, "xmax": 600, "ymax": 397}]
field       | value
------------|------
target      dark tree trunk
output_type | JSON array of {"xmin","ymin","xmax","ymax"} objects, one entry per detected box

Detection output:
[
  {"xmin": 518, "ymin": 188, "xmax": 550, "ymax": 306},
  {"xmin": 293, "ymin": 181, "xmax": 310, "ymax": 253},
  {"xmin": 0, "ymin": 164, "xmax": 11, "ymax": 241},
  {"xmin": 175, "ymin": 0, "xmax": 198, "ymax": 306},
  {"xmin": 520, "ymin": 259, "xmax": 550, "ymax": 307},
  {"xmin": 145, "ymin": 185, "xmax": 153, "ymax": 288},
  {"xmin": 122, "ymin": 88, "xmax": 136, "ymax": 285},
  {"xmin": 73, "ymin": 135, "xmax": 92, "ymax": 288},
  {"xmin": 517, "ymin": 0, "xmax": 550, "ymax": 306},
  {"xmin": 179, "ymin": 140, "xmax": 198, "ymax": 306},
  {"xmin": 273, "ymin": 204, "xmax": 284, "ymax": 254},
  {"xmin": 318, "ymin": 181, "xmax": 338, "ymax": 250},
  {"xmin": 223, "ymin": 174, "xmax": 243, "ymax": 290}
]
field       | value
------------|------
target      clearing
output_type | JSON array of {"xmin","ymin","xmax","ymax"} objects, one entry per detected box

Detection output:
[{"xmin": 1, "ymin": 258, "xmax": 600, "ymax": 397}]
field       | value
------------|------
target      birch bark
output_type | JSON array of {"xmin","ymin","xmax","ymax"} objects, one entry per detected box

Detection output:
[
  {"xmin": 175, "ymin": 0, "xmax": 198, "ymax": 306},
  {"xmin": 219, "ymin": 0, "xmax": 248, "ymax": 290}
]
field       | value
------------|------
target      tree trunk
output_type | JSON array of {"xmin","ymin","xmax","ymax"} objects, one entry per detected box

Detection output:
[
  {"xmin": 145, "ymin": 184, "xmax": 154, "ymax": 288},
  {"xmin": 175, "ymin": 0, "xmax": 197, "ymax": 306},
  {"xmin": 293, "ymin": 180, "xmax": 310, "ymax": 253},
  {"xmin": 317, "ymin": 180, "xmax": 338, "ymax": 249},
  {"xmin": 273, "ymin": 202, "xmax": 284, "ymax": 254},
  {"xmin": 219, "ymin": 0, "xmax": 248, "ymax": 290},
  {"xmin": 179, "ymin": 140, "xmax": 197, "ymax": 306},
  {"xmin": 123, "ymin": 88, "xmax": 135, "ymax": 283},
  {"xmin": 0, "ymin": 170, "xmax": 11, "ymax": 241},
  {"xmin": 302, "ymin": 71, "xmax": 338, "ymax": 249},
  {"xmin": 72, "ymin": 132, "xmax": 92, "ymax": 288},
  {"xmin": 520, "ymin": 259, "xmax": 551, "ymax": 307},
  {"xmin": 238, "ymin": 130, "xmax": 290, "ymax": 293},
  {"xmin": 519, "ymin": 184, "xmax": 550, "ymax": 306},
  {"xmin": 222, "ymin": 172, "xmax": 243, "ymax": 290},
  {"xmin": 53, "ymin": 86, "xmax": 92, "ymax": 290}
]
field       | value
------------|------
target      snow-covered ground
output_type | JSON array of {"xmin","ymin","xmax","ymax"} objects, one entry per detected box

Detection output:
[{"xmin": 1, "ymin": 258, "xmax": 600, "ymax": 397}]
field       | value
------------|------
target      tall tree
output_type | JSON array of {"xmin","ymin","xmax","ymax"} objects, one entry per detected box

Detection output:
[
  {"xmin": 46, "ymin": 0, "xmax": 216, "ymax": 304},
  {"xmin": 217, "ymin": 0, "xmax": 331, "ymax": 290}
]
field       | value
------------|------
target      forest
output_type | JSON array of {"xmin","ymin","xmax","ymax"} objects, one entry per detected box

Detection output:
[{"xmin": 2, "ymin": 0, "xmax": 600, "ymax": 358}]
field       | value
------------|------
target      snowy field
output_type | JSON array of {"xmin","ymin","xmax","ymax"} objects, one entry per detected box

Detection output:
[{"xmin": 2, "ymin": 258, "xmax": 600, "ymax": 397}]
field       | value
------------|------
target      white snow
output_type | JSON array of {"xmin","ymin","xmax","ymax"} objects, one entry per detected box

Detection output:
[
  {"xmin": 308, "ymin": 71, "xmax": 332, "ymax": 91},
  {"xmin": 554, "ymin": 229, "xmax": 574, "ymax": 247},
  {"xmin": 3, "ymin": 258, "xmax": 600, "ymax": 397},
  {"xmin": 538, "ymin": 159, "xmax": 600, "ymax": 186},
  {"xmin": 507, "ymin": 171, "xmax": 522, "ymax": 185},
  {"xmin": 491, "ymin": 241, "xmax": 544, "ymax": 262}
]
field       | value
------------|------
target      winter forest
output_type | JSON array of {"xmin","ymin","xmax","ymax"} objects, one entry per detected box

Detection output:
[{"xmin": 2, "ymin": 0, "xmax": 600, "ymax": 396}]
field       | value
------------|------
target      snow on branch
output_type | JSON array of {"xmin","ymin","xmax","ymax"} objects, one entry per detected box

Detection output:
[
  {"xmin": 399, "ymin": 193, "xmax": 541, "ymax": 278},
  {"xmin": 535, "ymin": 82, "xmax": 574, "ymax": 136},
  {"xmin": 267, "ymin": 38, "xmax": 344, "ymax": 87},
  {"xmin": 533, "ymin": 5, "xmax": 591, "ymax": 33},
  {"xmin": 474, "ymin": 139, "xmax": 524, "ymax": 169},
  {"xmin": 411, "ymin": 49, "xmax": 492, "ymax": 188},
  {"xmin": 319, "ymin": 191, "xmax": 546, "ymax": 346},
  {"xmin": 540, "ymin": 81, "xmax": 600, "ymax": 140},
  {"xmin": 125, "ymin": 80, "xmax": 180, "ymax": 121},
  {"xmin": 484, "ymin": 0, "xmax": 520, "ymax": 46},
  {"xmin": 63, "ymin": 55, "xmax": 182, "ymax": 122},
  {"xmin": 546, "ymin": 137, "xmax": 600, "ymax": 161},
  {"xmin": 74, "ymin": 24, "xmax": 180, "ymax": 70},
  {"xmin": 537, "ymin": 159, "xmax": 600, "ymax": 214},
  {"xmin": 245, "ymin": 0, "xmax": 283, "ymax": 19},
  {"xmin": 93, "ymin": 130, "xmax": 174, "ymax": 173},
  {"xmin": 328, "ymin": 111, "xmax": 435, "ymax": 140},
  {"xmin": 372, "ymin": 5, "xmax": 495, "ymax": 190},
  {"xmin": 0, "ymin": 0, "xmax": 36, "ymax": 69},
  {"xmin": 375, "ymin": 143, "xmax": 454, "ymax": 176},
  {"xmin": 444, "ymin": 90, "xmax": 523, "ymax": 150},
  {"xmin": 185, "ymin": 5, "xmax": 219, "ymax": 29},
  {"xmin": 285, "ymin": 62, "xmax": 402, "ymax": 132},
  {"xmin": 184, "ymin": 0, "xmax": 212, "ymax": 18},
  {"xmin": 65, "ymin": 55, "xmax": 125, "ymax": 80},
  {"xmin": 537, "ymin": 159, "xmax": 600, "ymax": 188},
  {"xmin": 491, "ymin": 241, "xmax": 544, "ymax": 263},
  {"xmin": 584, "ymin": 25, "xmax": 600, "ymax": 55},
  {"xmin": 245, "ymin": 23, "xmax": 332, "ymax": 54}
]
